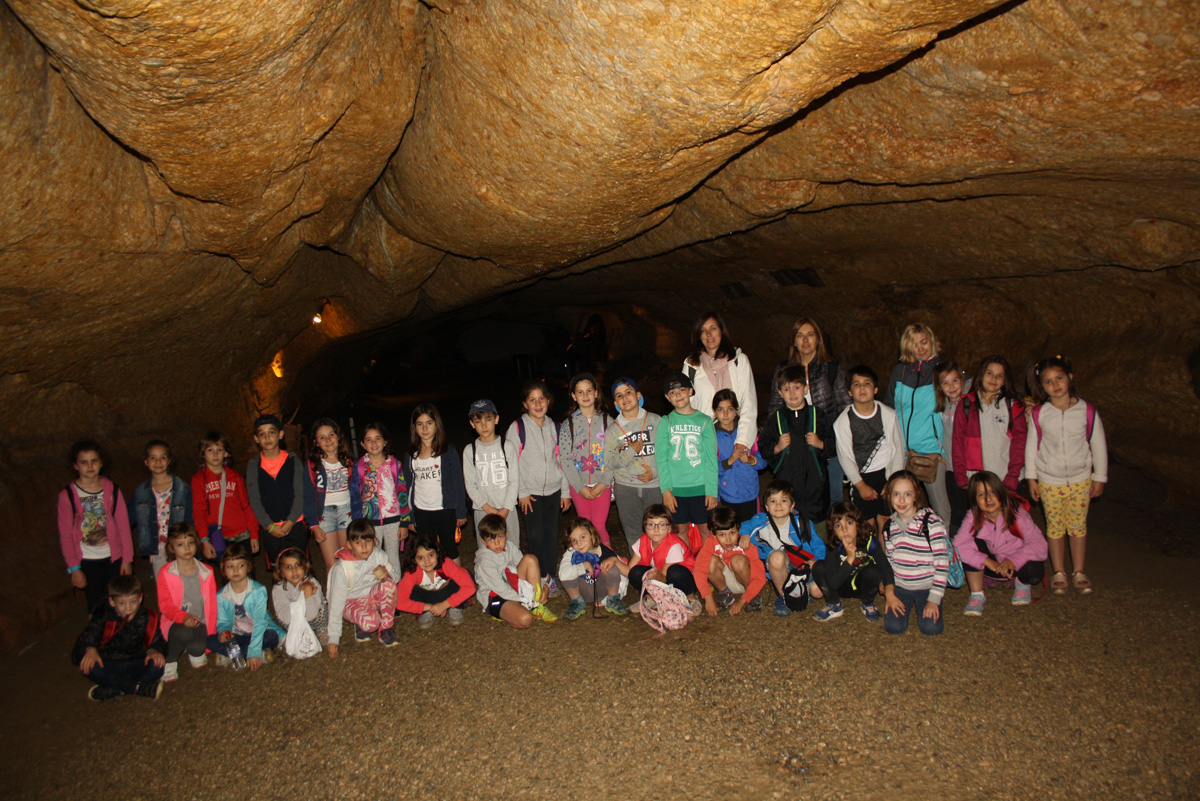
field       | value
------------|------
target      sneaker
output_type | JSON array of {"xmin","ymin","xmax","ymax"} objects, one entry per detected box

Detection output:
[
  {"xmin": 603, "ymin": 595, "xmax": 630, "ymax": 616},
  {"xmin": 1012, "ymin": 581, "xmax": 1032, "ymax": 606},
  {"xmin": 715, "ymin": 589, "xmax": 735, "ymax": 610},
  {"xmin": 746, "ymin": 596, "xmax": 763, "ymax": 612},
  {"xmin": 564, "ymin": 597, "xmax": 587, "ymax": 620},
  {"xmin": 964, "ymin": 593, "xmax": 987, "ymax": 616},
  {"xmin": 687, "ymin": 597, "xmax": 702, "ymax": 616},
  {"xmin": 354, "ymin": 625, "xmax": 372, "ymax": 642},
  {"xmin": 162, "ymin": 662, "xmax": 179, "ymax": 682},
  {"xmin": 812, "ymin": 602, "xmax": 844, "ymax": 622},
  {"xmin": 262, "ymin": 648, "xmax": 278, "ymax": 664},
  {"xmin": 774, "ymin": 597, "xmax": 791, "ymax": 617},
  {"xmin": 545, "ymin": 576, "xmax": 561, "ymax": 598},
  {"xmin": 418, "ymin": 611, "xmax": 435, "ymax": 629},
  {"xmin": 88, "ymin": 685, "xmax": 123, "ymax": 702},
  {"xmin": 378, "ymin": 627, "xmax": 399, "ymax": 647},
  {"xmin": 135, "ymin": 680, "xmax": 163, "ymax": 700},
  {"xmin": 187, "ymin": 653, "xmax": 208, "ymax": 670},
  {"xmin": 215, "ymin": 654, "xmax": 231, "ymax": 668},
  {"xmin": 532, "ymin": 604, "xmax": 559, "ymax": 622},
  {"xmin": 448, "ymin": 608, "xmax": 464, "ymax": 626},
  {"xmin": 861, "ymin": 603, "xmax": 882, "ymax": 622}
]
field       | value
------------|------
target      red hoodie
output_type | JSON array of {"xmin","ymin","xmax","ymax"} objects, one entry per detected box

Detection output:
[{"xmin": 191, "ymin": 466, "xmax": 259, "ymax": 541}]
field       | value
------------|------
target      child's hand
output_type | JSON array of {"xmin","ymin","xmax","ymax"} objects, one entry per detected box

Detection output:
[
  {"xmin": 637, "ymin": 466, "xmax": 654, "ymax": 483},
  {"xmin": 774, "ymin": 433, "xmax": 791, "ymax": 453},
  {"xmin": 745, "ymin": 454, "xmax": 757, "ymax": 466},
  {"xmin": 312, "ymin": 526, "xmax": 327, "ymax": 543},
  {"xmin": 79, "ymin": 647, "xmax": 102, "ymax": 674},
  {"xmin": 704, "ymin": 495, "xmax": 717, "ymax": 511},
  {"xmin": 326, "ymin": 643, "xmax": 339, "ymax": 659},
  {"xmin": 738, "ymin": 534, "xmax": 751, "ymax": 550},
  {"xmin": 519, "ymin": 496, "xmax": 535, "ymax": 514},
  {"xmin": 280, "ymin": 520, "xmax": 294, "ymax": 536},
  {"xmin": 372, "ymin": 565, "xmax": 389, "ymax": 581},
  {"xmin": 119, "ymin": 562, "xmax": 133, "ymax": 576},
  {"xmin": 560, "ymin": 496, "xmax": 572, "ymax": 512},
  {"xmin": 301, "ymin": 580, "xmax": 316, "ymax": 598},
  {"xmin": 456, "ymin": 518, "xmax": 468, "ymax": 529},
  {"xmin": 704, "ymin": 596, "xmax": 718, "ymax": 617},
  {"xmin": 70, "ymin": 570, "xmax": 87, "ymax": 590},
  {"xmin": 804, "ymin": 433, "xmax": 823, "ymax": 449},
  {"xmin": 729, "ymin": 598, "xmax": 747, "ymax": 616},
  {"xmin": 599, "ymin": 557, "xmax": 619, "ymax": 573},
  {"xmin": 732, "ymin": 443, "xmax": 750, "ymax": 460},
  {"xmin": 218, "ymin": 630, "xmax": 233, "ymax": 643},
  {"xmin": 184, "ymin": 614, "xmax": 200, "ymax": 628},
  {"xmin": 856, "ymin": 481, "xmax": 878, "ymax": 501},
  {"xmin": 1028, "ymin": 479, "xmax": 1041, "ymax": 502},
  {"xmin": 145, "ymin": 650, "xmax": 165, "ymax": 668},
  {"xmin": 884, "ymin": 591, "xmax": 905, "ymax": 617},
  {"xmin": 483, "ymin": 504, "xmax": 499, "ymax": 515},
  {"xmin": 399, "ymin": 527, "xmax": 408, "ymax": 542},
  {"xmin": 661, "ymin": 491, "xmax": 678, "ymax": 513},
  {"xmin": 996, "ymin": 559, "xmax": 1016, "ymax": 579},
  {"xmin": 250, "ymin": 539, "xmax": 261, "ymax": 554},
  {"xmin": 431, "ymin": 601, "xmax": 451, "ymax": 617},
  {"xmin": 922, "ymin": 602, "xmax": 941, "ymax": 622},
  {"xmin": 645, "ymin": 569, "xmax": 664, "ymax": 583},
  {"xmin": 1089, "ymin": 481, "xmax": 1105, "ymax": 499},
  {"xmin": 247, "ymin": 656, "xmax": 263, "ymax": 672},
  {"xmin": 201, "ymin": 541, "xmax": 217, "ymax": 560}
]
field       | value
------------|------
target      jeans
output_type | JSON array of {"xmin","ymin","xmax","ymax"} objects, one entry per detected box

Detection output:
[
  {"xmin": 520, "ymin": 492, "xmax": 562, "ymax": 577},
  {"xmin": 827, "ymin": 456, "xmax": 847, "ymax": 507},
  {"xmin": 884, "ymin": 586, "xmax": 944, "ymax": 636},
  {"xmin": 85, "ymin": 657, "xmax": 164, "ymax": 693}
]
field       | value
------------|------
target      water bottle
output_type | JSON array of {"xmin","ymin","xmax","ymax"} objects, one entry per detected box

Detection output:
[{"xmin": 227, "ymin": 639, "xmax": 247, "ymax": 670}]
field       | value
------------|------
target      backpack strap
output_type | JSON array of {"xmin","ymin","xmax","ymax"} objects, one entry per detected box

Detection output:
[
  {"xmin": 144, "ymin": 610, "xmax": 160, "ymax": 650},
  {"xmin": 1032, "ymin": 404, "xmax": 1043, "ymax": 449},
  {"xmin": 516, "ymin": 418, "xmax": 526, "ymax": 459},
  {"xmin": 1085, "ymin": 402, "xmax": 1096, "ymax": 444},
  {"xmin": 685, "ymin": 364, "xmax": 696, "ymax": 383}
]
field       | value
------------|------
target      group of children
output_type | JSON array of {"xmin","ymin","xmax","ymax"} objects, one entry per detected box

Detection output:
[{"xmin": 61, "ymin": 321, "xmax": 1109, "ymax": 701}]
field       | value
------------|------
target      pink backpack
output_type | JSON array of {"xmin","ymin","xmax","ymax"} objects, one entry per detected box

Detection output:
[{"xmin": 639, "ymin": 579, "xmax": 694, "ymax": 633}]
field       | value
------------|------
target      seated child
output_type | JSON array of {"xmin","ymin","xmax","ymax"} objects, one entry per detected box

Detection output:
[
  {"xmin": 611, "ymin": 504, "xmax": 699, "ymax": 613},
  {"xmin": 396, "ymin": 532, "xmax": 477, "ymax": 629},
  {"xmin": 955, "ymin": 471, "xmax": 1048, "ymax": 616},
  {"xmin": 326, "ymin": 519, "xmax": 401, "ymax": 655},
  {"xmin": 880, "ymin": 471, "xmax": 949, "ymax": 636},
  {"xmin": 760, "ymin": 365, "xmax": 835, "ymax": 537},
  {"xmin": 72, "ymin": 574, "xmax": 165, "ymax": 701},
  {"xmin": 741, "ymin": 480, "xmax": 826, "ymax": 617},
  {"xmin": 558, "ymin": 517, "xmax": 630, "ymax": 620},
  {"xmin": 208, "ymin": 542, "xmax": 285, "ymax": 669},
  {"xmin": 156, "ymin": 523, "xmax": 217, "ymax": 681},
  {"xmin": 693, "ymin": 505, "xmax": 766, "ymax": 616},
  {"xmin": 130, "ymin": 439, "xmax": 193, "ymax": 578},
  {"xmin": 833, "ymin": 365, "xmax": 906, "ymax": 538},
  {"xmin": 810, "ymin": 502, "xmax": 891, "ymax": 622},
  {"xmin": 475, "ymin": 513, "xmax": 558, "ymax": 628},
  {"xmin": 271, "ymin": 547, "xmax": 330, "ymax": 652}
]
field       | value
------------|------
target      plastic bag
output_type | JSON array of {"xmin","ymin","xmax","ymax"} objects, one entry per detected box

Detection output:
[{"xmin": 284, "ymin": 597, "xmax": 320, "ymax": 659}]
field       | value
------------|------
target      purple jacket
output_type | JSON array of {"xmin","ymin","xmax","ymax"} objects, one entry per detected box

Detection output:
[{"xmin": 954, "ymin": 506, "xmax": 1047, "ymax": 570}]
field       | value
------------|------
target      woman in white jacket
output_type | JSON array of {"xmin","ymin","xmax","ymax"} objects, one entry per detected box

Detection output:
[{"xmin": 683, "ymin": 311, "xmax": 758, "ymax": 454}]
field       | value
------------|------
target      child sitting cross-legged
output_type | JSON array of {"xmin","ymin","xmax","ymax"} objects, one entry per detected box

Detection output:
[
  {"xmin": 396, "ymin": 531, "xmax": 476, "ymax": 629},
  {"xmin": 209, "ymin": 542, "xmax": 285, "ymax": 670},
  {"xmin": 72, "ymin": 574, "xmax": 166, "ymax": 701},
  {"xmin": 558, "ymin": 517, "xmax": 630, "ymax": 620},
  {"xmin": 810, "ymin": 502, "xmax": 891, "ymax": 623},
  {"xmin": 327, "ymin": 519, "xmax": 400, "ymax": 655},
  {"xmin": 610, "ymin": 504, "xmax": 700, "ymax": 615},
  {"xmin": 742, "ymin": 480, "xmax": 826, "ymax": 617},
  {"xmin": 692, "ymin": 505, "xmax": 766, "ymax": 616},
  {"xmin": 475, "ymin": 513, "xmax": 558, "ymax": 628}
]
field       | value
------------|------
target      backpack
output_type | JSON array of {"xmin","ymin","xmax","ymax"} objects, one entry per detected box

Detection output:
[
  {"xmin": 781, "ymin": 563, "xmax": 812, "ymax": 611},
  {"xmin": 514, "ymin": 417, "xmax": 561, "ymax": 460},
  {"xmin": 1031, "ymin": 402, "xmax": 1096, "ymax": 450},
  {"xmin": 639, "ymin": 579, "xmax": 694, "ymax": 633},
  {"xmin": 883, "ymin": 512, "xmax": 964, "ymax": 589},
  {"xmin": 466, "ymin": 436, "xmax": 510, "ymax": 470}
]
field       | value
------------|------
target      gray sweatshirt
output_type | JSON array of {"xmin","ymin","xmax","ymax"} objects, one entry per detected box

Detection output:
[
  {"xmin": 506, "ymin": 414, "xmax": 570, "ymax": 498},
  {"xmin": 462, "ymin": 437, "xmax": 519, "ymax": 512},
  {"xmin": 474, "ymin": 537, "xmax": 524, "ymax": 607},
  {"xmin": 604, "ymin": 409, "xmax": 661, "ymax": 488}
]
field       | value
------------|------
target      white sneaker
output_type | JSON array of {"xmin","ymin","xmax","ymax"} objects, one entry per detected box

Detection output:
[
  {"xmin": 187, "ymin": 653, "xmax": 208, "ymax": 669},
  {"xmin": 162, "ymin": 661, "xmax": 179, "ymax": 682}
]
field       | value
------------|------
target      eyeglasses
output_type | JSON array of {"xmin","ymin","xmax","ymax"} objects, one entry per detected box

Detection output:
[{"xmin": 645, "ymin": 522, "xmax": 672, "ymax": 530}]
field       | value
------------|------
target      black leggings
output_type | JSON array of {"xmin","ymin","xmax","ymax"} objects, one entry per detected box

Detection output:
[
  {"xmin": 166, "ymin": 623, "xmax": 208, "ymax": 662},
  {"xmin": 521, "ymin": 491, "xmax": 562, "ymax": 577},
  {"xmin": 80, "ymin": 558, "xmax": 121, "ymax": 614},
  {"xmin": 967, "ymin": 536, "xmax": 1046, "ymax": 585},
  {"xmin": 629, "ymin": 564, "xmax": 697, "ymax": 596},
  {"xmin": 414, "ymin": 507, "xmax": 460, "ymax": 560},
  {"xmin": 409, "ymin": 581, "xmax": 469, "ymax": 609},
  {"xmin": 812, "ymin": 562, "xmax": 884, "ymax": 606}
]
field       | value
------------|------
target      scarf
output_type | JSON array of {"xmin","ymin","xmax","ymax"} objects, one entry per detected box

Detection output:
[{"xmin": 699, "ymin": 352, "xmax": 732, "ymax": 393}]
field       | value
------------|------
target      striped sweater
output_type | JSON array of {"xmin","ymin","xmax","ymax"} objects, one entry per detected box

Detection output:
[{"xmin": 882, "ymin": 508, "xmax": 949, "ymax": 605}]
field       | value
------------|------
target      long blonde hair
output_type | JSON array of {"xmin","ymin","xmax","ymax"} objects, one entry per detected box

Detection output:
[{"xmin": 898, "ymin": 323, "xmax": 941, "ymax": 363}]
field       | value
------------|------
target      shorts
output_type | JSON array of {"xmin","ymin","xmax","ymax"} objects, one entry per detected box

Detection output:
[
  {"xmin": 671, "ymin": 494, "xmax": 708, "ymax": 526},
  {"xmin": 721, "ymin": 564, "xmax": 746, "ymax": 595},
  {"xmin": 486, "ymin": 593, "xmax": 506, "ymax": 619},
  {"xmin": 851, "ymin": 469, "xmax": 889, "ymax": 520},
  {"xmin": 318, "ymin": 502, "xmax": 352, "ymax": 534}
]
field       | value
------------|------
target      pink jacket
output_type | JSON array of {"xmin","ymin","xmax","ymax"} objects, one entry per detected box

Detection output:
[
  {"xmin": 156, "ymin": 560, "xmax": 219, "ymax": 638},
  {"xmin": 953, "ymin": 506, "xmax": 1047, "ymax": 571},
  {"xmin": 56, "ymin": 478, "xmax": 133, "ymax": 570}
]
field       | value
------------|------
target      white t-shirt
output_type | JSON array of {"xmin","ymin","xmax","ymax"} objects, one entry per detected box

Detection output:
[
  {"xmin": 74, "ymin": 484, "xmax": 112, "ymax": 560},
  {"xmin": 411, "ymin": 456, "xmax": 443, "ymax": 511},
  {"xmin": 323, "ymin": 460, "xmax": 350, "ymax": 506}
]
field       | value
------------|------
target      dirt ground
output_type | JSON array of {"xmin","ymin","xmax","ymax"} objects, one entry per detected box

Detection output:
[{"xmin": 3, "ymin": 466, "xmax": 1197, "ymax": 801}]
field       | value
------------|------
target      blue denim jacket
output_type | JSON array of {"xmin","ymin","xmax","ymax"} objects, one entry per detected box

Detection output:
[{"xmin": 129, "ymin": 474, "xmax": 193, "ymax": 556}]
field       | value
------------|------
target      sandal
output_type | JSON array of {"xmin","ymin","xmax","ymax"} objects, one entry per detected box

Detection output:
[
  {"xmin": 1072, "ymin": 572, "xmax": 1093, "ymax": 594},
  {"xmin": 1050, "ymin": 571, "xmax": 1069, "ymax": 595}
]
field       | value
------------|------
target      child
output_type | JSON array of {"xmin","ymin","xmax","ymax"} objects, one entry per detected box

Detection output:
[
  {"xmin": 57, "ymin": 440, "xmax": 134, "ymax": 613},
  {"xmin": 304, "ymin": 418, "xmax": 355, "ymax": 575},
  {"xmin": 130, "ymin": 439, "xmax": 193, "ymax": 578},
  {"xmin": 742, "ymin": 480, "xmax": 826, "ymax": 616},
  {"xmin": 955, "ymin": 472, "xmax": 1048, "ymax": 614},
  {"xmin": 692, "ymin": 506, "xmax": 766, "ymax": 616},
  {"xmin": 713, "ymin": 389, "xmax": 767, "ymax": 524},
  {"xmin": 271, "ymin": 547, "xmax": 330, "ymax": 650},
  {"xmin": 396, "ymin": 532, "xmax": 476, "ymax": 628},
  {"xmin": 508, "ymin": 380, "xmax": 571, "ymax": 594},
  {"xmin": 810, "ymin": 502, "xmax": 891, "ymax": 622},
  {"xmin": 350, "ymin": 422, "xmax": 412, "ymax": 576},
  {"xmin": 933, "ymin": 362, "xmax": 972, "ymax": 533},
  {"xmin": 612, "ymin": 504, "xmax": 699, "ymax": 612},
  {"xmin": 833, "ymin": 365, "xmax": 906, "ymax": 539},
  {"xmin": 880, "ymin": 471, "xmax": 949, "ymax": 636},
  {"xmin": 463, "ymin": 399, "xmax": 520, "ymax": 555},
  {"xmin": 952, "ymin": 355, "xmax": 1027, "ymax": 493},
  {"xmin": 245, "ymin": 414, "xmax": 308, "ymax": 570},
  {"xmin": 156, "ymin": 523, "xmax": 217, "ymax": 682},
  {"xmin": 654, "ymin": 372, "xmax": 718, "ymax": 540},
  {"xmin": 72, "ymin": 575, "xmax": 165, "ymax": 701},
  {"xmin": 1025, "ymin": 355, "xmax": 1107, "ymax": 594},
  {"xmin": 474, "ymin": 513, "xmax": 558, "ymax": 628},
  {"xmin": 761, "ymin": 364, "xmax": 835, "ymax": 537},
  {"xmin": 558, "ymin": 372, "xmax": 613, "ymax": 546},
  {"xmin": 209, "ymin": 542, "xmax": 285, "ymax": 669},
  {"xmin": 191, "ymin": 431, "xmax": 259, "ymax": 561},
  {"xmin": 405, "ymin": 403, "xmax": 468, "ymax": 565},
  {"xmin": 326, "ymin": 519, "xmax": 400, "ymax": 655},
  {"xmin": 605, "ymin": 377, "xmax": 663, "ymax": 553},
  {"xmin": 558, "ymin": 517, "xmax": 630, "ymax": 619}
]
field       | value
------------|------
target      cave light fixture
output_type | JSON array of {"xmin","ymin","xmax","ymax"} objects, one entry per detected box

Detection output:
[
  {"xmin": 312, "ymin": 297, "xmax": 331, "ymax": 324},
  {"xmin": 770, "ymin": 268, "xmax": 824, "ymax": 288}
]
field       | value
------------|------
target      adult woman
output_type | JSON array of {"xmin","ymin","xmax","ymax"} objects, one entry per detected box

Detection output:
[
  {"xmin": 683, "ymin": 312, "xmax": 757, "ymax": 455},
  {"xmin": 766, "ymin": 317, "xmax": 851, "ymax": 505},
  {"xmin": 884, "ymin": 323, "xmax": 950, "ymax": 525}
]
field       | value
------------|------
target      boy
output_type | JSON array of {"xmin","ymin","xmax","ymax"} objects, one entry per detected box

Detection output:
[
  {"xmin": 604, "ymin": 377, "xmax": 663, "ymax": 553},
  {"xmin": 191, "ymin": 431, "xmax": 259, "ymax": 561},
  {"xmin": 832, "ymin": 365, "xmax": 906, "ymax": 537},
  {"xmin": 692, "ymin": 506, "xmax": 766, "ymax": 616},
  {"xmin": 474, "ymin": 513, "xmax": 558, "ymax": 627},
  {"xmin": 741, "ymin": 481, "xmax": 827, "ymax": 616},
  {"xmin": 609, "ymin": 504, "xmax": 700, "ymax": 613},
  {"xmin": 71, "ymin": 575, "xmax": 165, "ymax": 701},
  {"xmin": 245, "ymin": 414, "xmax": 307, "ymax": 570},
  {"xmin": 462, "ymin": 399, "xmax": 520, "ymax": 555},
  {"xmin": 760, "ymin": 364, "xmax": 835, "ymax": 537},
  {"xmin": 654, "ymin": 372, "xmax": 717, "ymax": 540}
]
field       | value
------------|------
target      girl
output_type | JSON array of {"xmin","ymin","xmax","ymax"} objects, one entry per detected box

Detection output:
[
  {"xmin": 884, "ymin": 323, "xmax": 950, "ymax": 526},
  {"xmin": 209, "ymin": 542, "xmax": 284, "ymax": 671},
  {"xmin": 933, "ymin": 361, "xmax": 972, "ymax": 532},
  {"xmin": 810, "ymin": 502, "xmax": 891, "ymax": 622},
  {"xmin": 558, "ymin": 373, "xmax": 613, "ymax": 546},
  {"xmin": 1025, "ymin": 355, "xmax": 1107, "ymax": 594},
  {"xmin": 131, "ymin": 440, "xmax": 194, "ymax": 578},
  {"xmin": 509, "ymin": 380, "xmax": 571, "ymax": 591},
  {"xmin": 305, "ymin": 418, "xmax": 355, "ymax": 575},
  {"xmin": 684, "ymin": 311, "xmax": 758, "ymax": 456},
  {"xmin": 605, "ymin": 377, "xmax": 663, "ymax": 555},
  {"xmin": 326, "ymin": 519, "xmax": 400, "ymax": 654},
  {"xmin": 955, "ymin": 472, "xmax": 1048, "ymax": 614},
  {"xmin": 558, "ymin": 517, "xmax": 629, "ymax": 619},
  {"xmin": 880, "ymin": 471, "xmax": 949, "ymax": 636},
  {"xmin": 270, "ymin": 547, "xmax": 329, "ymax": 652},
  {"xmin": 396, "ymin": 532, "xmax": 476, "ymax": 628},
  {"xmin": 190, "ymin": 431, "xmax": 259, "ymax": 561},
  {"xmin": 713, "ymin": 389, "xmax": 767, "ymax": 524},
  {"xmin": 156, "ymin": 522, "xmax": 217, "ymax": 681},
  {"xmin": 57, "ymin": 440, "xmax": 134, "ymax": 612},
  {"xmin": 610, "ymin": 504, "xmax": 699, "ymax": 613},
  {"xmin": 952, "ymin": 355, "xmax": 1027, "ymax": 493},
  {"xmin": 350, "ymin": 422, "xmax": 412, "ymax": 576},
  {"xmin": 404, "ymin": 404, "xmax": 468, "ymax": 565}
]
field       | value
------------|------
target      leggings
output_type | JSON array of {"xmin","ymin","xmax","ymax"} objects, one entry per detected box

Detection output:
[
  {"xmin": 966, "ymin": 537, "xmax": 1046, "ymax": 585},
  {"xmin": 629, "ymin": 564, "xmax": 697, "ymax": 596},
  {"xmin": 922, "ymin": 459, "xmax": 951, "ymax": 529},
  {"xmin": 166, "ymin": 623, "xmax": 209, "ymax": 662},
  {"xmin": 570, "ymin": 487, "xmax": 612, "ymax": 546},
  {"xmin": 812, "ymin": 561, "xmax": 884, "ymax": 606},
  {"xmin": 408, "ymin": 581, "xmax": 469, "ymax": 610},
  {"xmin": 521, "ymin": 492, "xmax": 562, "ymax": 578},
  {"xmin": 414, "ymin": 507, "xmax": 459, "ymax": 560},
  {"xmin": 561, "ymin": 572, "xmax": 622, "ymax": 603},
  {"xmin": 1041, "ymin": 479, "xmax": 1092, "ymax": 539},
  {"xmin": 80, "ymin": 558, "xmax": 121, "ymax": 614},
  {"xmin": 944, "ymin": 471, "xmax": 970, "ymax": 534},
  {"xmin": 342, "ymin": 580, "xmax": 397, "ymax": 633},
  {"xmin": 376, "ymin": 518, "xmax": 404, "ymax": 576}
]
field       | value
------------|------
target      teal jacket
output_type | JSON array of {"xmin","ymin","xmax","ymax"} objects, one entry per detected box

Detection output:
[{"xmin": 217, "ymin": 580, "xmax": 285, "ymax": 659}]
